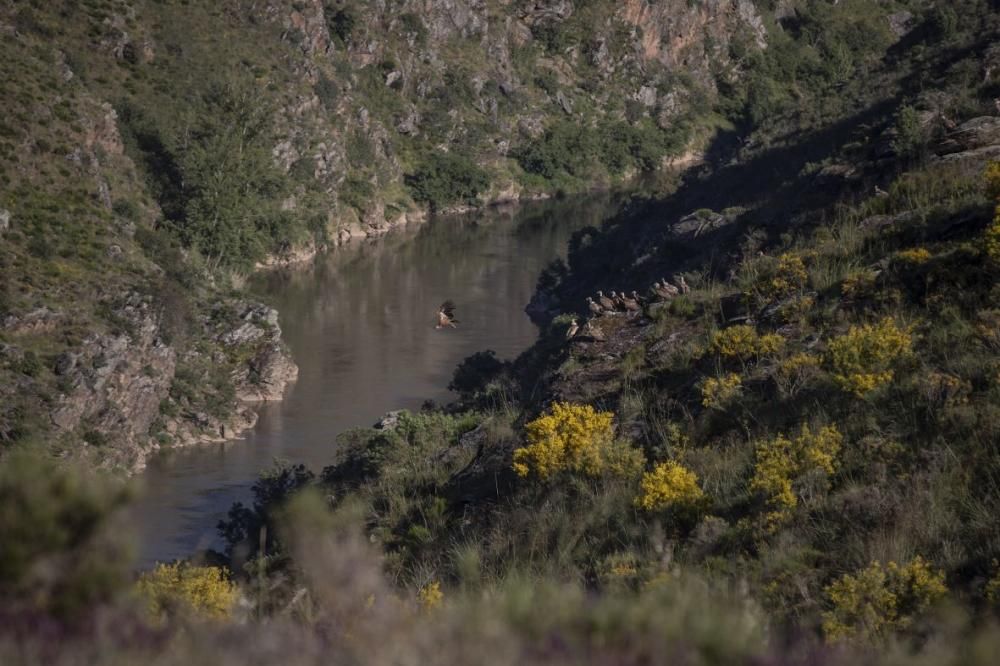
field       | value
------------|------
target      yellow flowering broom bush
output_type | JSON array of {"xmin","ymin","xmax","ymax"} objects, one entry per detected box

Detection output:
[
  {"xmin": 894, "ymin": 247, "xmax": 932, "ymax": 265},
  {"xmin": 745, "ymin": 253, "xmax": 810, "ymax": 307},
  {"xmin": 708, "ymin": 325, "xmax": 785, "ymax": 363},
  {"xmin": 136, "ymin": 562, "xmax": 238, "ymax": 621},
  {"xmin": 773, "ymin": 352, "xmax": 821, "ymax": 398},
  {"xmin": 825, "ymin": 318, "xmax": 913, "ymax": 396},
  {"xmin": 822, "ymin": 557, "xmax": 947, "ymax": 643},
  {"xmin": 512, "ymin": 402, "xmax": 641, "ymax": 479},
  {"xmin": 841, "ymin": 269, "xmax": 879, "ymax": 301},
  {"xmin": 700, "ymin": 373, "xmax": 743, "ymax": 410},
  {"xmin": 988, "ymin": 161, "xmax": 1000, "ymax": 200},
  {"xmin": 986, "ymin": 161, "xmax": 1000, "ymax": 262},
  {"xmin": 635, "ymin": 460, "xmax": 706, "ymax": 513},
  {"xmin": 418, "ymin": 580, "xmax": 443, "ymax": 611},
  {"xmin": 750, "ymin": 424, "xmax": 843, "ymax": 526},
  {"xmin": 771, "ymin": 253, "xmax": 809, "ymax": 295}
]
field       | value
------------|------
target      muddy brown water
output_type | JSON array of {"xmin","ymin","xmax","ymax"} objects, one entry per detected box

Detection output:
[{"xmin": 131, "ymin": 194, "xmax": 624, "ymax": 566}]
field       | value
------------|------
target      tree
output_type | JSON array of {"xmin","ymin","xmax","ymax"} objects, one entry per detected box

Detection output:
[
  {"xmin": 449, "ymin": 350, "xmax": 506, "ymax": 398},
  {"xmin": 891, "ymin": 105, "xmax": 927, "ymax": 162},
  {"xmin": 165, "ymin": 79, "xmax": 294, "ymax": 270},
  {"xmin": 217, "ymin": 461, "xmax": 315, "ymax": 564},
  {"xmin": 405, "ymin": 152, "xmax": 489, "ymax": 209}
]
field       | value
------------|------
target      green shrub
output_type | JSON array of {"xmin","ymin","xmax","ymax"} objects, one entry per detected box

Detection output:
[
  {"xmin": 0, "ymin": 453, "xmax": 134, "ymax": 616},
  {"xmin": 891, "ymin": 105, "xmax": 927, "ymax": 161},
  {"xmin": 111, "ymin": 198, "xmax": 139, "ymax": 221},
  {"xmin": 398, "ymin": 12, "xmax": 427, "ymax": 45},
  {"xmin": 327, "ymin": 6, "xmax": 357, "ymax": 45},
  {"xmin": 120, "ymin": 78, "xmax": 295, "ymax": 270},
  {"xmin": 405, "ymin": 152, "xmax": 489, "ymax": 209},
  {"xmin": 515, "ymin": 121, "xmax": 599, "ymax": 181},
  {"xmin": 315, "ymin": 72, "xmax": 339, "ymax": 109},
  {"xmin": 449, "ymin": 350, "xmax": 506, "ymax": 398},
  {"xmin": 516, "ymin": 120, "xmax": 678, "ymax": 182},
  {"xmin": 924, "ymin": 6, "xmax": 959, "ymax": 41},
  {"xmin": 338, "ymin": 175, "xmax": 375, "ymax": 212}
]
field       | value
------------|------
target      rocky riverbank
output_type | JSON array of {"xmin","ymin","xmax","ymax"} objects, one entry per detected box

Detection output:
[{"xmin": 1, "ymin": 293, "xmax": 298, "ymax": 474}]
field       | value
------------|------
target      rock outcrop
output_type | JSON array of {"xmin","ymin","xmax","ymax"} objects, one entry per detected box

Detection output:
[
  {"xmin": 50, "ymin": 295, "xmax": 175, "ymax": 470},
  {"xmin": 44, "ymin": 294, "xmax": 298, "ymax": 473},
  {"xmin": 245, "ymin": 0, "xmax": 768, "ymax": 229},
  {"xmin": 933, "ymin": 116, "xmax": 1000, "ymax": 164}
]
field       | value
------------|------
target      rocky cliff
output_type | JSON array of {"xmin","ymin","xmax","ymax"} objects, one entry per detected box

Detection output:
[{"xmin": 5, "ymin": 1, "xmax": 769, "ymax": 235}]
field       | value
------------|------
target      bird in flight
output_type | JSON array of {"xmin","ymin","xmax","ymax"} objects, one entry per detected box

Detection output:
[{"xmin": 436, "ymin": 300, "xmax": 459, "ymax": 329}]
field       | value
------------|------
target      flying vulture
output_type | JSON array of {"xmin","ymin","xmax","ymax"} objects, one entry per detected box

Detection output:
[{"xmin": 436, "ymin": 301, "xmax": 459, "ymax": 329}]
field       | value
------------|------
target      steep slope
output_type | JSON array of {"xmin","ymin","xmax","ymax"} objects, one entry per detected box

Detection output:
[
  {"xmin": 210, "ymin": 0, "xmax": 1000, "ymax": 648},
  {"xmin": 7, "ymin": 1, "xmax": 1000, "ymax": 664}
]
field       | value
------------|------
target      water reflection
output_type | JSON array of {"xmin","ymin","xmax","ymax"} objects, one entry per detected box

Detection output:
[{"xmin": 131, "ymin": 194, "xmax": 621, "ymax": 566}]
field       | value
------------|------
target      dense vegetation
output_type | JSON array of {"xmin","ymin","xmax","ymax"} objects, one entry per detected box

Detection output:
[
  {"xmin": 120, "ymin": 79, "xmax": 304, "ymax": 271},
  {"xmin": 404, "ymin": 152, "xmax": 490, "ymax": 209},
  {"xmin": 4, "ymin": 0, "xmax": 1000, "ymax": 664},
  {"xmin": 207, "ymin": 156, "xmax": 999, "ymax": 648}
]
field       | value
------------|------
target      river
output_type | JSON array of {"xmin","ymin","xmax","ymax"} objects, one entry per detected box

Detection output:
[{"xmin": 131, "ymin": 193, "xmax": 624, "ymax": 566}]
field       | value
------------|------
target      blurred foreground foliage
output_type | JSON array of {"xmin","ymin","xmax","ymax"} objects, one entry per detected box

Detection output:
[{"xmin": 3, "ymin": 455, "xmax": 1000, "ymax": 666}]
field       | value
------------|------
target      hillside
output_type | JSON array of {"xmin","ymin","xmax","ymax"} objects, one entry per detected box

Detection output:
[
  {"xmin": 0, "ymin": 0, "xmax": 776, "ymax": 470},
  {"xmin": 217, "ymin": 0, "xmax": 1000, "ymax": 655},
  {"xmin": 4, "ymin": 0, "xmax": 1000, "ymax": 664}
]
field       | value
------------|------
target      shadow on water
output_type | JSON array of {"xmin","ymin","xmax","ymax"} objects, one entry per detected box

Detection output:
[{"xmin": 129, "ymin": 193, "xmax": 627, "ymax": 566}]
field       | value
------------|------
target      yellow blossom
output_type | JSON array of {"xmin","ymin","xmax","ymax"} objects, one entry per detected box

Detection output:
[
  {"xmin": 708, "ymin": 326, "xmax": 785, "ymax": 362},
  {"xmin": 136, "ymin": 562, "xmax": 238, "ymax": 621},
  {"xmin": 513, "ymin": 402, "xmax": 639, "ymax": 479},
  {"xmin": 709, "ymin": 325, "xmax": 758, "ymax": 360},
  {"xmin": 750, "ymin": 424, "xmax": 843, "ymax": 526},
  {"xmin": 826, "ymin": 318, "xmax": 913, "ymax": 396},
  {"xmin": 987, "ymin": 161, "xmax": 1000, "ymax": 200},
  {"xmin": 986, "ymin": 161, "xmax": 1000, "ymax": 262},
  {"xmin": 770, "ymin": 253, "xmax": 809, "ymax": 299},
  {"xmin": 841, "ymin": 269, "xmax": 878, "ymax": 300},
  {"xmin": 635, "ymin": 460, "xmax": 705, "ymax": 512},
  {"xmin": 418, "ymin": 580, "xmax": 443, "ymax": 611},
  {"xmin": 774, "ymin": 352, "xmax": 821, "ymax": 397},
  {"xmin": 895, "ymin": 247, "xmax": 932, "ymax": 264},
  {"xmin": 743, "ymin": 253, "xmax": 810, "ymax": 308},
  {"xmin": 700, "ymin": 373, "xmax": 743, "ymax": 409},
  {"xmin": 822, "ymin": 557, "xmax": 946, "ymax": 643}
]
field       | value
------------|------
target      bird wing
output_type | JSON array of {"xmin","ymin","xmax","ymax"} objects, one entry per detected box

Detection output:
[{"xmin": 438, "ymin": 300, "xmax": 458, "ymax": 323}]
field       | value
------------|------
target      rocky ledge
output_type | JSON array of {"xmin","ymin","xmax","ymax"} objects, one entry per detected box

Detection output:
[{"xmin": 25, "ymin": 294, "xmax": 299, "ymax": 473}]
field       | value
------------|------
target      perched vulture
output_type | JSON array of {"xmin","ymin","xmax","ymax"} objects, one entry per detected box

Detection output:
[
  {"xmin": 597, "ymin": 290, "xmax": 616, "ymax": 311},
  {"xmin": 565, "ymin": 318, "xmax": 580, "ymax": 340}
]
